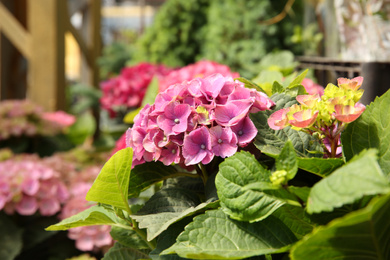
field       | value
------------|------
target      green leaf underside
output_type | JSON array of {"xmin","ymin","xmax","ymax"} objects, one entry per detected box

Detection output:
[
  {"xmin": 297, "ymin": 157, "xmax": 344, "ymax": 177},
  {"xmin": 162, "ymin": 209, "xmax": 297, "ymax": 259},
  {"xmin": 307, "ymin": 149, "xmax": 390, "ymax": 214},
  {"xmin": 102, "ymin": 243, "xmax": 150, "ymax": 260},
  {"xmin": 216, "ymin": 151, "xmax": 298, "ymax": 223},
  {"xmin": 150, "ymin": 219, "xmax": 193, "ymax": 260},
  {"xmin": 128, "ymin": 162, "xmax": 180, "ymax": 198},
  {"xmin": 46, "ymin": 205, "xmax": 117, "ymax": 231},
  {"xmin": 86, "ymin": 148, "xmax": 133, "ymax": 210},
  {"xmin": 132, "ymin": 199, "xmax": 219, "ymax": 241},
  {"xmin": 276, "ymin": 141, "xmax": 298, "ymax": 180},
  {"xmin": 251, "ymin": 93, "xmax": 322, "ymax": 157},
  {"xmin": 110, "ymin": 226, "xmax": 150, "ymax": 250},
  {"xmin": 342, "ymin": 89, "xmax": 390, "ymax": 177},
  {"xmin": 272, "ymin": 205, "xmax": 315, "ymax": 239},
  {"xmin": 291, "ymin": 193, "xmax": 390, "ymax": 260}
]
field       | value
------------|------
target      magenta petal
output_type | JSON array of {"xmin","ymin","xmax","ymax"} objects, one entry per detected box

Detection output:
[
  {"xmin": 214, "ymin": 100, "xmax": 253, "ymax": 126},
  {"xmin": 15, "ymin": 196, "xmax": 38, "ymax": 215},
  {"xmin": 182, "ymin": 127, "xmax": 213, "ymax": 165},
  {"xmin": 210, "ymin": 125, "xmax": 238, "ymax": 158},
  {"xmin": 231, "ymin": 117, "xmax": 258, "ymax": 146}
]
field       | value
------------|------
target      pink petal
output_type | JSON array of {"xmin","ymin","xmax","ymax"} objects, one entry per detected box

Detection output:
[
  {"xmin": 76, "ymin": 235, "xmax": 95, "ymax": 251},
  {"xmin": 39, "ymin": 198, "xmax": 60, "ymax": 216},
  {"xmin": 15, "ymin": 196, "xmax": 38, "ymax": 215},
  {"xmin": 268, "ymin": 108, "xmax": 289, "ymax": 130}
]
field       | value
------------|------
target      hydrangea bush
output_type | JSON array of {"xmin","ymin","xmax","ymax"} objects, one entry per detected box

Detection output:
[
  {"xmin": 48, "ymin": 70, "xmax": 390, "ymax": 260},
  {"xmin": 0, "ymin": 100, "xmax": 75, "ymax": 140}
]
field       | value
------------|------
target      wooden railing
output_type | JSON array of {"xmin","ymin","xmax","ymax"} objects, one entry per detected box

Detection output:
[{"xmin": 0, "ymin": 0, "xmax": 101, "ymax": 111}]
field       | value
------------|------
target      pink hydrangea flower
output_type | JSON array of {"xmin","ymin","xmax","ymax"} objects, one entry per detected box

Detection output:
[
  {"xmin": 0, "ymin": 158, "xmax": 69, "ymax": 216},
  {"xmin": 0, "ymin": 100, "xmax": 72, "ymax": 140},
  {"xmin": 126, "ymin": 73, "xmax": 274, "ymax": 166},
  {"xmin": 100, "ymin": 63, "xmax": 172, "ymax": 118},
  {"xmin": 159, "ymin": 60, "xmax": 240, "ymax": 92},
  {"xmin": 301, "ymin": 78, "xmax": 324, "ymax": 96}
]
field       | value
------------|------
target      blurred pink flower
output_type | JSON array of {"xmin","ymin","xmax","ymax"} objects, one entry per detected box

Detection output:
[
  {"xmin": 100, "ymin": 63, "xmax": 172, "ymax": 118},
  {"xmin": 159, "ymin": 60, "xmax": 239, "ymax": 92},
  {"xmin": 301, "ymin": 78, "xmax": 324, "ymax": 96},
  {"xmin": 42, "ymin": 111, "xmax": 76, "ymax": 127}
]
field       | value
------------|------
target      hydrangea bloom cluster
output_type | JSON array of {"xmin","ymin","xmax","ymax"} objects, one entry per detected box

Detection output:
[
  {"xmin": 0, "ymin": 155, "xmax": 69, "ymax": 216},
  {"xmin": 268, "ymin": 76, "xmax": 366, "ymax": 157},
  {"xmin": 159, "ymin": 60, "xmax": 240, "ymax": 92},
  {"xmin": 126, "ymin": 73, "xmax": 274, "ymax": 167},
  {"xmin": 100, "ymin": 62, "xmax": 172, "ymax": 117},
  {"xmin": 0, "ymin": 100, "xmax": 75, "ymax": 140},
  {"xmin": 0, "ymin": 150, "xmax": 112, "ymax": 253},
  {"xmin": 60, "ymin": 175, "xmax": 113, "ymax": 252}
]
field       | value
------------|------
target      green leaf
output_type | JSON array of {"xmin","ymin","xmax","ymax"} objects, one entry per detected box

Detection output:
[
  {"xmin": 162, "ymin": 209, "xmax": 297, "ymax": 259},
  {"xmin": 136, "ymin": 188, "xmax": 201, "ymax": 215},
  {"xmin": 46, "ymin": 205, "xmax": 118, "ymax": 231},
  {"xmin": 86, "ymin": 148, "xmax": 133, "ymax": 211},
  {"xmin": 132, "ymin": 188, "xmax": 219, "ymax": 240},
  {"xmin": 342, "ymin": 89, "xmax": 390, "ymax": 177},
  {"xmin": 128, "ymin": 162, "xmax": 181, "ymax": 198},
  {"xmin": 123, "ymin": 107, "xmax": 142, "ymax": 124},
  {"xmin": 284, "ymin": 84, "xmax": 307, "ymax": 97},
  {"xmin": 307, "ymin": 149, "xmax": 390, "ymax": 214},
  {"xmin": 291, "ymin": 193, "xmax": 390, "ymax": 260},
  {"xmin": 66, "ymin": 112, "xmax": 96, "ymax": 145},
  {"xmin": 288, "ymin": 69, "xmax": 308, "ymax": 87},
  {"xmin": 250, "ymin": 93, "xmax": 323, "ymax": 157},
  {"xmin": 102, "ymin": 243, "xmax": 150, "ymax": 260},
  {"xmin": 276, "ymin": 140, "xmax": 298, "ymax": 180},
  {"xmin": 236, "ymin": 77, "xmax": 267, "ymax": 94},
  {"xmin": 142, "ymin": 76, "xmax": 160, "ymax": 106},
  {"xmin": 272, "ymin": 81, "xmax": 284, "ymax": 94},
  {"xmin": 110, "ymin": 226, "xmax": 150, "ymax": 249},
  {"xmin": 150, "ymin": 218, "xmax": 193, "ymax": 260},
  {"xmin": 297, "ymin": 157, "xmax": 344, "ymax": 177},
  {"xmin": 0, "ymin": 213, "xmax": 22, "ymax": 260},
  {"xmin": 272, "ymin": 205, "xmax": 315, "ymax": 239},
  {"xmin": 216, "ymin": 151, "xmax": 298, "ymax": 222}
]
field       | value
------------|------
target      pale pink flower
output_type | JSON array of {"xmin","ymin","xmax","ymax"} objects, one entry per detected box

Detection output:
[
  {"xmin": 334, "ymin": 102, "xmax": 366, "ymax": 123},
  {"xmin": 268, "ymin": 108, "xmax": 290, "ymax": 130}
]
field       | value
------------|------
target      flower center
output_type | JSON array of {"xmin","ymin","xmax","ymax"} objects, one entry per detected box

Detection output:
[
  {"xmin": 218, "ymin": 138, "xmax": 223, "ymax": 144},
  {"xmin": 171, "ymin": 149, "xmax": 176, "ymax": 154},
  {"xmin": 174, "ymin": 118, "xmax": 180, "ymax": 124},
  {"xmin": 238, "ymin": 130, "xmax": 243, "ymax": 136},
  {"xmin": 163, "ymin": 136, "xmax": 167, "ymax": 141},
  {"xmin": 200, "ymin": 144, "xmax": 206, "ymax": 150}
]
